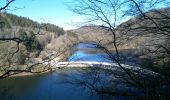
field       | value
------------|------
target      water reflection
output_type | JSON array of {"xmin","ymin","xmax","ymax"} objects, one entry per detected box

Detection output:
[
  {"xmin": 69, "ymin": 42, "xmax": 113, "ymax": 62},
  {"xmin": 69, "ymin": 51, "xmax": 113, "ymax": 62}
]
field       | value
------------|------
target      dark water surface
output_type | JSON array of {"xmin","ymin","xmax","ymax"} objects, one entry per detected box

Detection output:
[{"xmin": 0, "ymin": 68, "xmax": 100, "ymax": 100}]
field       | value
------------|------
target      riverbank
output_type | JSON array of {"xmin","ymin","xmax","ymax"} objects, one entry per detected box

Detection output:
[{"xmin": 6, "ymin": 67, "xmax": 57, "ymax": 78}]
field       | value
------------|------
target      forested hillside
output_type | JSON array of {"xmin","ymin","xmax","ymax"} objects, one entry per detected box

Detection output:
[
  {"xmin": 0, "ymin": 12, "xmax": 64, "ymax": 34},
  {"xmin": 0, "ymin": 12, "xmax": 65, "ymax": 73}
]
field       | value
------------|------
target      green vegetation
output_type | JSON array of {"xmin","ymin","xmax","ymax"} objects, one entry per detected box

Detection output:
[
  {"xmin": 0, "ymin": 12, "xmax": 64, "ymax": 35},
  {"xmin": 0, "ymin": 19, "xmax": 11, "ymax": 29},
  {"xmin": 41, "ymin": 23, "xmax": 65, "ymax": 36}
]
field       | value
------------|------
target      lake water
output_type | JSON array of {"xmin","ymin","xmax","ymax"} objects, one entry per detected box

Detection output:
[
  {"xmin": 68, "ymin": 42, "xmax": 113, "ymax": 62},
  {"xmin": 0, "ymin": 68, "xmax": 101, "ymax": 100},
  {"xmin": 0, "ymin": 42, "xmax": 115, "ymax": 100},
  {"xmin": 0, "ymin": 68, "xmax": 107, "ymax": 100},
  {"xmin": 68, "ymin": 42, "xmax": 139, "ymax": 65}
]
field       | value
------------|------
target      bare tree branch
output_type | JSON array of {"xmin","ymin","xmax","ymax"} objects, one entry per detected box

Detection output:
[{"xmin": 0, "ymin": 0, "xmax": 15, "ymax": 11}]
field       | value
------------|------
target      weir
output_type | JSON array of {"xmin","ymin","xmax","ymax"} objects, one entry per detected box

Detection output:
[{"xmin": 45, "ymin": 60, "xmax": 159, "ymax": 76}]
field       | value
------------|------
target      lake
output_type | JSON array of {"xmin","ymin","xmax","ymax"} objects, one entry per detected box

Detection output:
[
  {"xmin": 0, "ymin": 42, "xmax": 168, "ymax": 100},
  {"xmin": 0, "ymin": 42, "xmax": 116, "ymax": 100},
  {"xmin": 0, "ymin": 68, "xmax": 104, "ymax": 100}
]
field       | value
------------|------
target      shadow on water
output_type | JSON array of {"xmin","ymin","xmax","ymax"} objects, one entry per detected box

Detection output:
[
  {"xmin": 58, "ymin": 67, "xmax": 144, "ymax": 100},
  {"xmin": 0, "ymin": 68, "xmax": 100, "ymax": 100}
]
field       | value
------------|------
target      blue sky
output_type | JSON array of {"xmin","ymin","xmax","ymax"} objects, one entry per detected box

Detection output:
[
  {"xmin": 5, "ymin": 0, "xmax": 82, "ymax": 30},
  {"xmin": 2, "ymin": 0, "xmax": 169, "ymax": 30}
]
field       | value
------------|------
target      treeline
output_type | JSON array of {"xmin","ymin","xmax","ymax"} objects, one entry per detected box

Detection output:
[{"xmin": 0, "ymin": 12, "xmax": 64, "ymax": 36}]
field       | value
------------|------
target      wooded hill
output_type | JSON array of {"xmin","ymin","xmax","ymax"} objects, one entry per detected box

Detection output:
[
  {"xmin": 0, "ymin": 12, "xmax": 65, "ymax": 50},
  {"xmin": 0, "ymin": 12, "xmax": 64, "ymax": 34},
  {"xmin": 0, "ymin": 12, "xmax": 65, "ymax": 68}
]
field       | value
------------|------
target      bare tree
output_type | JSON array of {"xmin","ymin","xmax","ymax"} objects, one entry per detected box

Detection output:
[
  {"xmin": 70, "ymin": 0, "xmax": 138, "ymax": 80},
  {"xmin": 117, "ymin": 0, "xmax": 170, "ymax": 77},
  {"xmin": 63, "ymin": 0, "xmax": 170, "ymax": 99},
  {"xmin": 119, "ymin": 0, "xmax": 170, "ymax": 54},
  {"xmin": 0, "ymin": 0, "xmax": 15, "ymax": 11}
]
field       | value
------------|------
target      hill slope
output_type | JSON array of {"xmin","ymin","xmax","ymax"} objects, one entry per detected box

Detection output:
[{"xmin": 0, "ymin": 12, "xmax": 66, "ymax": 70}]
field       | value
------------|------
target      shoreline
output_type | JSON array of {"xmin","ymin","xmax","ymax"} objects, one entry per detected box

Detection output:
[
  {"xmin": 10, "ymin": 72, "xmax": 34, "ymax": 77},
  {"xmin": 9, "ymin": 68, "xmax": 57, "ymax": 78}
]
